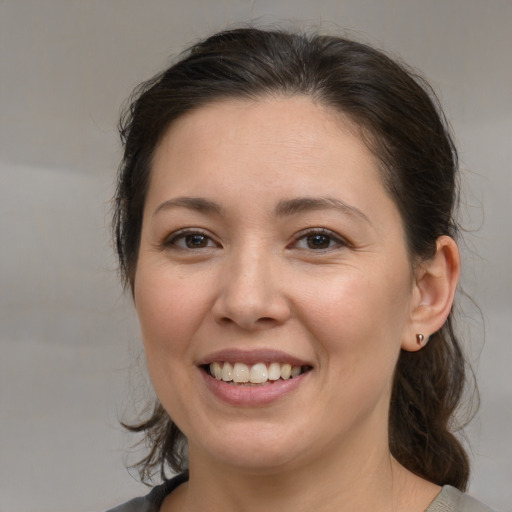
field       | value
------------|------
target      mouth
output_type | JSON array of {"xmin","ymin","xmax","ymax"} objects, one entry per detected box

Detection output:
[
  {"xmin": 196, "ymin": 349, "xmax": 314, "ymax": 402},
  {"xmin": 204, "ymin": 361, "xmax": 312, "ymax": 385}
]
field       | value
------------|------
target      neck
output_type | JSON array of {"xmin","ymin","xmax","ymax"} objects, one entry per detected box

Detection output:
[{"xmin": 189, "ymin": 452, "xmax": 395, "ymax": 512}]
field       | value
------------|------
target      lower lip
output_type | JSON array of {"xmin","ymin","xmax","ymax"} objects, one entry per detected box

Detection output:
[{"xmin": 201, "ymin": 369, "xmax": 310, "ymax": 407}]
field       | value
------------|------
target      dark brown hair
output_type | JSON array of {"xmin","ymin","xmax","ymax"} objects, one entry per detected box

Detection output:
[{"xmin": 114, "ymin": 27, "xmax": 472, "ymax": 489}]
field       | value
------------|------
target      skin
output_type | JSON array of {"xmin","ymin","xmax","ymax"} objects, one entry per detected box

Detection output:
[{"xmin": 134, "ymin": 96, "xmax": 460, "ymax": 511}]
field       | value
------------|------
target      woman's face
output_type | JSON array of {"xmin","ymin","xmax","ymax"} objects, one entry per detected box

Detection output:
[{"xmin": 134, "ymin": 96, "xmax": 418, "ymax": 473}]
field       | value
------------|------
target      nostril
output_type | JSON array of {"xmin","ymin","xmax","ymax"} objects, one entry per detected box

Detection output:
[
  {"xmin": 216, "ymin": 316, "xmax": 235, "ymax": 325},
  {"xmin": 211, "ymin": 287, "xmax": 292, "ymax": 329}
]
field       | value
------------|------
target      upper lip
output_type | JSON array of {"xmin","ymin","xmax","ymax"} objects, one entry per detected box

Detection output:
[{"xmin": 196, "ymin": 348, "xmax": 312, "ymax": 368}]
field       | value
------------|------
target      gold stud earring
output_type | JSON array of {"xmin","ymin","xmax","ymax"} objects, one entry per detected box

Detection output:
[{"xmin": 416, "ymin": 333, "xmax": 425, "ymax": 345}]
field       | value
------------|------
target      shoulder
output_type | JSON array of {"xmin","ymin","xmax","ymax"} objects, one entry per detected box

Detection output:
[
  {"xmin": 426, "ymin": 485, "xmax": 497, "ymax": 512},
  {"xmin": 105, "ymin": 473, "xmax": 189, "ymax": 512}
]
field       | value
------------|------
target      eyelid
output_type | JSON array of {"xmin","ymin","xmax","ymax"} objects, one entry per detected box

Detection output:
[
  {"xmin": 290, "ymin": 228, "xmax": 352, "ymax": 250},
  {"xmin": 163, "ymin": 228, "xmax": 220, "ymax": 249}
]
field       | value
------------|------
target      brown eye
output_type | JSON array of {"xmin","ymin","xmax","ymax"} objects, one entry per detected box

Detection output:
[
  {"xmin": 291, "ymin": 229, "xmax": 348, "ymax": 251},
  {"xmin": 167, "ymin": 230, "xmax": 217, "ymax": 250},
  {"xmin": 184, "ymin": 234, "xmax": 209, "ymax": 248},
  {"xmin": 306, "ymin": 234, "xmax": 332, "ymax": 249}
]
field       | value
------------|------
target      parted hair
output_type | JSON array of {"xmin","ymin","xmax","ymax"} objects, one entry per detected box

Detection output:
[{"xmin": 114, "ymin": 27, "xmax": 473, "ymax": 489}]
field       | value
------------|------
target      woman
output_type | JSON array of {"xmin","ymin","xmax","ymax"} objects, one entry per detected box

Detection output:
[{"xmin": 108, "ymin": 28, "xmax": 494, "ymax": 511}]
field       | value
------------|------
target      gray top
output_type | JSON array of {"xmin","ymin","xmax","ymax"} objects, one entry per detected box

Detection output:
[
  {"xmin": 106, "ymin": 474, "xmax": 496, "ymax": 512},
  {"xmin": 426, "ymin": 485, "xmax": 496, "ymax": 512}
]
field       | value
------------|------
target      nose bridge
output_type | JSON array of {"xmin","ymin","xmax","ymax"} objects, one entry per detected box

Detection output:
[{"xmin": 213, "ymin": 239, "xmax": 290, "ymax": 328}]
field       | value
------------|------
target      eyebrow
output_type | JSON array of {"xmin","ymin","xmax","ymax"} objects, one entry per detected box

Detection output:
[
  {"xmin": 275, "ymin": 197, "xmax": 371, "ymax": 224},
  {"xmin": 152, "ymin": 196, "xmax": 223, "ymax": 217},
  {"xmin": 152, "ymin": 195, "xmax": 371, "ymax": 225}
]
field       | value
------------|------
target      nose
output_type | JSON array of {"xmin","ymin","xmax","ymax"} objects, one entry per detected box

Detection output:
[{"xmin": 211, "ymin": 250, "xmax": 291, "ymax": 330}]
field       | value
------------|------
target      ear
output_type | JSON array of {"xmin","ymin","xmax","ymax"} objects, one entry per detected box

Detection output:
[{"xmin": 402, "ymin": 236, "xmax": 460, "ymax": 352}]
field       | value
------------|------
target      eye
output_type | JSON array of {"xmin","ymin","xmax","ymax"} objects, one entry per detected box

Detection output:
[
  {"xmin": 166, "ymin": 230, "xmax": 218, "ymax": 250},
  {"xmin": 292, "ymin": 229, "xmax": 348, "ymax": 251}
]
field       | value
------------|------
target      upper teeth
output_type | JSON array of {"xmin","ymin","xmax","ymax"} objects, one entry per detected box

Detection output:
[{"xmin": 210, "ymin": 362, "xmax": 303, "ymax": 384}]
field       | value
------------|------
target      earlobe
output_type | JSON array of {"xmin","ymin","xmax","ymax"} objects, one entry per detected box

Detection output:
[{"xmin": 402, "ymin": 236, "xmax": 460, "ymax": 352}]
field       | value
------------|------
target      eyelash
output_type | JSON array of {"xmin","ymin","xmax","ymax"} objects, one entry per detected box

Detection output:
[
  {"xmin": 163, "ymin": 228, "xmax": 349, "ymax": 252},
  {"xmin": 290, "ymin": 228, "xmax": 350, "ymax": 251},
  {"xmin": 164, "ymin": 229, "xmax": 219, "ymax": 250}
]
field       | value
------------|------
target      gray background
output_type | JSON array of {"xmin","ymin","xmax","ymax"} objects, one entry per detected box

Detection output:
[{"xmin": 1, "ymin": 1, "xmax": 510, "ymax": 510}]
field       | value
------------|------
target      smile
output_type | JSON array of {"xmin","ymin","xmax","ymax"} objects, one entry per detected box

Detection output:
[
  {"xmin": 198, "ymin": 349, "xmax": 313, "ymax": 405},
  {"xmin": 208, "ymin": 361, "xmax": 309, "ymax": 385}
]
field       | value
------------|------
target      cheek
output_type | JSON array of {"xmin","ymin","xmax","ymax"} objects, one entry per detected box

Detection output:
[
  {"xmin": 294, "ymin": 266, "xmax": 411, "ymax": 369},
  {"xmin": 133, "ymin": 267, "xmax": 212, "ymax": 419},
  {"xmin": 134, "ymin": 267, "xmax": 209, "ymax": 358}
]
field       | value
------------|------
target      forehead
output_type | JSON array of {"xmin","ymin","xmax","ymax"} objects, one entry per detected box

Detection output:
[
  {"xmin": 160, "ymin": 95, "xmax": 359, "ymax": 146},
  {"xmin": 149, "ymin": 96, "xmax": 382, "ymax": 194}
]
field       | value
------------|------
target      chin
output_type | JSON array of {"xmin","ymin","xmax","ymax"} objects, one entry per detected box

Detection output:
[{"xmin": 191, "ymin": 423, "xmax": 308, "ymax": 473}]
